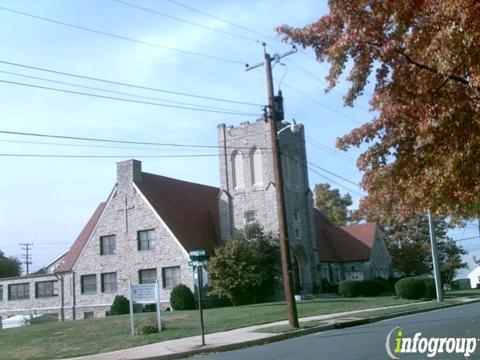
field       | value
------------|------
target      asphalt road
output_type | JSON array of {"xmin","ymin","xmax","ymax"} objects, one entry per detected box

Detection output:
[{"xmin": 189, "ymin": 302, "xmax": 480, "ymax": 360}]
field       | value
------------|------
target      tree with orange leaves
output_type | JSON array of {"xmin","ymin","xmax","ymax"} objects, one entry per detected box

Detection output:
[{"xmin": 278, "ymin": 0, "xmax": 480, "ymax": 220}]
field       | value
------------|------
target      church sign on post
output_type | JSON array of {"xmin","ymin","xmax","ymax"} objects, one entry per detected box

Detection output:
[{"xmin": 128, "ymin": 280, "xmax": 162, "ymax": 336}]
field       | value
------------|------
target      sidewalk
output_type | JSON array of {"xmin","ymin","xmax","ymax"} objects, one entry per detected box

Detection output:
[{"xmin": 67, "ymin": 298, "xmax": 477, "ymax": 360}]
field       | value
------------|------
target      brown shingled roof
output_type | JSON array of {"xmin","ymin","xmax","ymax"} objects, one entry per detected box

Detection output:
[
  {"xmin": 55, "ymin": 202, "xmax": 106, "ymax": 273},
  {"xmin": 136, "ymin": 172, "xmax": 220, "ymax": 255},
  {"xmin": 314, "ymin": 209, "xmax": 376, "ymax": 262}
]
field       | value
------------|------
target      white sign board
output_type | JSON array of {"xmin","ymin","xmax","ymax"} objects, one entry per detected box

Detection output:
[{"xmin": 131, "ymin": 283, "xmax": 156, "ymax": 303}]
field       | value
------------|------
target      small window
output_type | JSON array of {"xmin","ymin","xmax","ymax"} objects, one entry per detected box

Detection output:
[
  {"xmin": 81, "ymin": 274, "xmax": 97, "ymax": 294},
  {"xmin": 35, "ymin": 280, "xmax": 57, "ymax": 298},
  {"xmin": 100, "ymin": 235, "xmax": 116, "ymax": 255},
  {"xmin": 162, "ymin": 266, "xmax": 181, "ymax": 289},
  {"xmin": 245, "ymin": 211, "xmax": 256, "ymax": 225},
  {"xmin": 8, "ymin": 283, "xmax": 29, "ymax": 300},
  {"xmin": 0, "ymin": 285, "xmax": 3, "ymax": 301},
  {"xmin": 293, "ymin": 211, "xmax": 299, "ymax": 222},
  {"xmin": 101, "ymin": 272, "xmax": 117, "ymax": 293},
  {"xmin": 139, "ymin": 268, "xmax": 157, "ymax": 284},
  {"xmin": 137, "ymin": 229, "xmax": 155, "ymax": 251},
  {"xmin": 295, "ymin": 228, "xmax": 301, "ymax": 239},
  {"xmin": 84, "ymin": 311, "xmax": 94, "ymax": 319}
]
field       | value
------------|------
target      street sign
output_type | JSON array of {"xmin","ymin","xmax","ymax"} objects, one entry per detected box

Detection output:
[
  {"xmin": 131, "ymin": 283, "xmax": 156, "ymax": 303},
  {"xmin": 189, "ymin": 250, "xmax": 206, "ymax": 257}
]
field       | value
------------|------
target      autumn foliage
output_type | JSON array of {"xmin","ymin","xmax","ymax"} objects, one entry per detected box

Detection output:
[{"xmin": 278, "ymin": 0, "xmax": 480, "ymax": 220}]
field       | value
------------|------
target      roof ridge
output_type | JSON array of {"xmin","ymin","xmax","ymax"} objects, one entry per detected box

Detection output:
[{"xmin": 141, "ymin": 172, "xmax": 219, "ymax": 191}]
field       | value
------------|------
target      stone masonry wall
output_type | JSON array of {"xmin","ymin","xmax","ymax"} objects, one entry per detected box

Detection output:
[{"xmin": 73, "ymin": 160, "xmax": 193, "ymax": 319}]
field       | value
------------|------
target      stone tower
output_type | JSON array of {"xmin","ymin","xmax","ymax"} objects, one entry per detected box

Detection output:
[{"xmin": 217, "ymin": 119, "xmax": 318, "ymax": 293}]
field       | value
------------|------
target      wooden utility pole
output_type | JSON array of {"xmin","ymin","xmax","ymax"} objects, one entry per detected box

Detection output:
[
  {"xmin": 19, "ymin": 243, "xmax": 33, "ymax": 274},
  {"xmin": 246, "ymin": 45, "xmax": 299, "ymax": 328},
  {"xmin": 427, "ymin": 210, "xmax": 443, "ymax": 302}
]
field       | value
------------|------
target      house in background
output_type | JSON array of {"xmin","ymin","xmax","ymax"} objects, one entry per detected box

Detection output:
[
  {"xmin": 468, "ymin": 266, "xmax": 480, "ymax": 289},
  {"xmin": 314, "ymin": 209, "xmax": 392, "ymax": 284}
]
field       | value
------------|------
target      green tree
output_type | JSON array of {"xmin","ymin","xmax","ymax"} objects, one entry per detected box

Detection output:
[
  {"xmin": 278, "ymin": 1, "xmax": 480, "ymax": 220},
  {"xmin": 207, "ymin": 224, "xmax": 278, "ymax": 305},
  {"xmin": 438, "ymin": 239, "xmax": 467, "ymax": 287},
  {"xmin": 0, "ymin": 250, "xmax": 21, "ymax": 278},
  {"xmin": 314, "ymin": 183, "xmax": 352, "ymax": 226}
]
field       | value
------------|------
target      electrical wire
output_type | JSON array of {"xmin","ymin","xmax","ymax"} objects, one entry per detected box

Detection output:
[
  {"xmin": 0, "ymin": 153, "xmax": 219, "ymax": 158},
  {"xmin": 0, "ymin": 70, "xmax": 260, "ymax": 114},
  {"xmin": 0, "ymin": 130, "xmax": 270, "ymax": 151},
  {"xmin": 0, "ymin": 60, "xmax": 262, "ymax": 107},
  {"xmin": 0, "ymin": 79, "xmax": 261, "ymax": 117},
  {"xmin": 0, "ymin": 5, "xmax": 244, "ymax": 65}
]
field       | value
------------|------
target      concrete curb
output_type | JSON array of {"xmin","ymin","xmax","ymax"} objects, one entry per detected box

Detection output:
[{"xmin": 118, "ymin": 298, "xmax": 480, "ymax": 360}]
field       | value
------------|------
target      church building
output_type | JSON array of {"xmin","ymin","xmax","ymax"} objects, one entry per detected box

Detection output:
[{"xmin": 0, "ymin": 119, "xmax": 391, "ymax": 322}]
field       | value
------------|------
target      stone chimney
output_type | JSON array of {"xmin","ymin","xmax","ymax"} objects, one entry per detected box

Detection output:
[{"xmin": 116, "ymin": 159, "xmax": 142, "ymax": 194}]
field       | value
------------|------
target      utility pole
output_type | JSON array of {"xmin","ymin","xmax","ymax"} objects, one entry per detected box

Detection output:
[
  {"xmin": 246, "ymin": 44, "xmax": 299, "ymax": 329},
  {"xmin": 427, "ymin": 210, "xmax": 443, "ymax": 302},
  {"xmin": 19, "ymin": 243, "xmax": 33, "ymax": 275}
]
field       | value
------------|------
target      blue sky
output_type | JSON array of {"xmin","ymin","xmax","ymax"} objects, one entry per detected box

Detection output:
[{"xmin": 0, "ymin": 0, "xmax": 477, "ymax": 277}]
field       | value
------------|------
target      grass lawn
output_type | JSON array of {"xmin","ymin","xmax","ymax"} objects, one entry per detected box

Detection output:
[{"xmin": 0, "ymin": 296, "xmax": 420, "ymax": 359}]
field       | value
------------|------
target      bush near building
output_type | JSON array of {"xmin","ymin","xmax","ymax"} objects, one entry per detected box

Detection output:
[
  {"xmin": 339, "ymin": 279, "xmax": 384, "ymax": 297},
  {"xmin": 395, "ymin": 277, "xmax": 426, "ymax": 299},
  {"xmin": 339, "ymin": 280, "xmax": 362, "ymax": 297},
  {"xmin": 170, "ymin": 284, "xmax": 196, "ymax": 310},
  {"xmin": 110, "ymin": 295, "xmax": 130, "ymax": 315}
]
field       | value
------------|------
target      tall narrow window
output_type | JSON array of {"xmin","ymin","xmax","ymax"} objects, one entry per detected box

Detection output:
[
  {"xmin": 291, "ymin": 157, "xmax": 300, "ymax": 186},
  {"xmin": 81, "ymin": 275, "xmax": 97, "ymax": 294},
  {"xmin": 101, "ymin": 272, "xmax": 117, "ymax": 293},
  {"xmin": 139, "ymin": 268, "xmax": 157, "ymax": 284},
  {"xmin": 137, "ymin": 229, "xmax": 155, "ymax": 250},
  {"xmin": 250, "ymin": 148, "xmax": 263, "ymax": 186},
  {"xmin": 232, "ymin": 151, "xmax": 244, "ymax": 189},
  {"xmin": 282, "ymin": 152, "xmax": 291, "ymax": 185},
  {"xmin": 100, "ymin": 235, "xmax": 116, "ymax": 255}
]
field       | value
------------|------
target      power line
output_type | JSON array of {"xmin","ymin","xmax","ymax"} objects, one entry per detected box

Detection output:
[
  {"xmin": 0, "ymin": 5, "xmax": 244, "ymax": 65},
  {"xmin": 307, "ymin": 161, "xmax": 360, "ymax": 187},
  {"xmin": 114, "ymin": 0, "xmax": 259, "ymax": 43},
  {"xmin": 306, "ymin": 137, "xmax": 355, "ymax": 164},
  {"xmin": 0, "ymin": 130, "xmax": 270, "ymax": 151},
  {"xmin": 0, "ymin": 79, "xmax": 260, "ymax": 117},
  {"xmin": 0, "ymin": 70, "xmax": 259, "ymax": 114},
  {"xmin": 0, "ymin": 153, "xmax": 219, "ymax": 158},
  {"xmin": 0, "ymin": 59, "xmax": 262, "ymax": 107}
]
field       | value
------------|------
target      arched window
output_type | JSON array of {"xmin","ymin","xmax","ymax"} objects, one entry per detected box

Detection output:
[
  {"xmin": 250, "ymin": 147, "xmax": 263, "ymax": 186},
  {"xmin": 232, "ymin": 150, "xmax": 244, "ymax": 189}
]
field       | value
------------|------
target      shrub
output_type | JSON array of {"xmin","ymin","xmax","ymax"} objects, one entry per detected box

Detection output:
[
  {"xmin": 135, "ymin": 317, "xmax": 159, "ymax": 335},
  {"xmin": 423, "ymin": 278, "xmax": 436, "ymax": 299},
  {"xmin": 110, "ymin": 295, "xmax": 130, "ymax": 315},
  {"xmin": 170, "ymin": 284, "xmax": 196, "ymax": 310},
  {"xmin": 339, "ymin": 280, "xmax": 361, "ymax": 297},
  {"xmin": 395, "ymin": 277, "xmax": 426, "ymax": 299},
  {"xmin": 359, "ymin": 279, "xmax": 384, "ymax": 296}
]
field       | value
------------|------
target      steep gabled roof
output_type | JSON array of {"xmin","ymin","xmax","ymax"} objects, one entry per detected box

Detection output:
[
  {"xmin": 314, "ymin": 209, "xmax": 376, "ymax": 262},
  {"xmin": 136, "ymin": 172, "xmax": 220, "ymax": 255},
  {"xmin": 55, "ymin": 202, "xmax": 106, "ymax": 273}
]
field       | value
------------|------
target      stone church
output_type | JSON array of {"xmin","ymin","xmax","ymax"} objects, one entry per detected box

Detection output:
[{"xmin": 0, "ymin": 120, "xmax": 391, "ymax": 322}]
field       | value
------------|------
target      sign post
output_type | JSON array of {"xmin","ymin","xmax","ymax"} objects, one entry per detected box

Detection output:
[
  {"xmin": 155, "ymin": 279, "xmax": 162, "ymax": 332},
  {"xmin": 189, "ymin": 250, "xmax": 209, "ymax": 346},
  {"xmin": 197, "ymin": 265, "xmax": 205, "ymax": 346},
  {"xmin": 129, "ymin": 281, "xmax": 162, "ymax": 335},
  {"xmin": 128, "ymin": 280, "xmax": 135, "ymax": 336}
]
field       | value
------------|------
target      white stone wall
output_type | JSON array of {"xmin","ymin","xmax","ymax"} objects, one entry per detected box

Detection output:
[
  {"xmin": 72, "ymin": 160, "xmax": 193, "ymax": 319},
  {"xmin": 217, "ymin": 120, "xmax": 318, "ymax": 292},
  {"xmin": 0, "ymin": 273, "xmax": 73, "ymax": 319}
]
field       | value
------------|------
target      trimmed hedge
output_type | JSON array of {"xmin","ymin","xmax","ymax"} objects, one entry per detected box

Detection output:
[
  {"xmin": 423, "ymin": 278, "xmax": 437, "ymax": 299},
  {"xmin": 170, "ymin": 284, "xmax": 196, "ymax": 310},
  {"xmin": 360, "ymin": 279, "xmax": 384, "ymax": 296},
  {"xmin": 395, "ymin": 277, "xmax": 426, "ymax": 299},
  {"xmin": 110, "ymin": 295, "xmax": 130, "ymax": 315},
  {"xmin": 339, "ymin": 280, "xmax": 361, "ymax": 297}
]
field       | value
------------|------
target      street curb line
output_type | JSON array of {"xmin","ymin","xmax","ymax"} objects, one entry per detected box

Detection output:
[{"xmin": 122, "ymin": 298, "xmax": 480, "ymax": 360}]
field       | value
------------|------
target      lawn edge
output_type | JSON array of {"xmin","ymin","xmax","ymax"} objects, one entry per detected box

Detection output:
[{"xmin": 137, "ymin": 298, "xmax": 480, "ymax": 360}]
